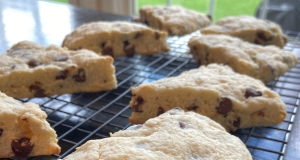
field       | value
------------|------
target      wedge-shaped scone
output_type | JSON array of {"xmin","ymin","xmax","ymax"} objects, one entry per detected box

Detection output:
[
  {"xmin": 200, "ymin": 16, "xmax": 288, "ymax": 48},
  {"xmin": 62, "ymin": 108, "xmax": 252, "ymax": 160},
  {"xmin": 129, "ymin": 64, "xmax": 286, "ymax": 131},
  {"xmin": 0, "ymin": 92, "xmax": 60, "ymax": 158},
  {"xmin": 188, "ymin": 35, "xmax": 298, "ymax": 83},
  {"xmin": 62, "ymin": 21, "xmax": 170, "ymax": 57},
  {"xmin": 139, "ymin": 5, "xmax": 211, "ymax": 35},
  {"xmin": 0, "ymin": 41, "xmax": 117, "ymax": 98}
]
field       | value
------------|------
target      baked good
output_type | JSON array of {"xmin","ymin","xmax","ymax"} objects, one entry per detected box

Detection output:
[
  {"xmin": 139, "ymin": 5, "xmax": 211, "ymax": 35},
  {"xmin": 188, "ymin": 34, "xmax": 298, "ymax": 83},
  {"xmin": 0, "ymin": 92, "xmax": 60, "ymax": 158},
  {"xmin": 62, "ymin": 21, "xmax": 170, "ymax": 57},
  {"xmin": 62, "ymin": 108, "xmax": 252, "ymax": 160},
  {"xmin": 0, "ymin": 41, "xmax": 117, "ymax": 98},
  {"xmin": 200, "ymin": 16, "xmax": 288, "ymax": 48},
  {"xmin": 129, "ymin": 64, "xmax": 286, "ymax": 131}
]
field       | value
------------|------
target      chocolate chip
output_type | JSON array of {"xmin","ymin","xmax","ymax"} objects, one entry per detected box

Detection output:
[
  {"xmin": 0, "ymin": 128, "xmax": 3, "ymax": 136},
  {"xmin": 186, "ymin": 105, "xmax": 198, "ymax": 111},
  {"xmin": 216, "ymin": 97, "xmax": 233, "ymax": 114},
  {"xmin": 155, "ymin": 32, "xmax": 160, "ymax": 40},
  {"xmin": 29, "ymin": 84, "xmax": 46, "ymax": 97},
  {"xmin": 27, "ymin": 60, "xmax": 40, "ymax": 68},
  {"xmin": 257, "ymin": 31, "xmax": 272, "ymax": 41},
  {"xmin": 100, "ymin": 42, "xmax": 106, "ymax": 48},
  {"xmin": 179, "ymin": 121, "xmax": 187, "ymax": 129},
  {"xmin": 102, "ymin": 47, "xmax": 114, "ymax": 57},
  {"xmin": 11, "ymin": 137, "xmax": 34, "ymax": 157},
  {"xmin": 124, "ymin": 45, "xmax": 135, "ymax": 57},
  {"xmin": 157, "ymin": 107, "xmax": 165, "ymax": 116},
  {"xmin": 258, "ymin": 111, "xmax": 265, "ymax": 117},
  {"xmin": 233, "ymin": 118, "xmax": 240, "ymax": 128},
  {"xmin": 54, "ymin": 55, "xmax": 69, "ymax": 62},
  {"xmin": 207, "ymin": 14, "xmax": 212, "ymax": 21},
  {"xmin": 72, "ymin": 68, "xmax": 86, "ymax": 82},
  {"xmin": 132, "ymin": 96, "xmax": 144, "ymax": 112},
  {"xmin": 56, "ymin": 70, "xmax": 69, "ymax": 80},
  {"xmin": 245, "ymin": 88, "xmax": 262, "ymax": 98},
  {"xmin": 134, "ymin": 32, "xmax": 143, "ymax": 39},
  {"xmin": 124, "ymin": 40, "xmax": 129, "ymax": 46}
]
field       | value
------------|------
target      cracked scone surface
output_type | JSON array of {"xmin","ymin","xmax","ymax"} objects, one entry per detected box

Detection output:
[
  {"xmin": 0, "ymin": 41, "xmax": 117, "ymax": 98},
  {"xmin": 62, "ymin": 21, "xmax": 170, "ymax": 57},
  {"xmin": 0, "ymin": 92, "xmax": 60, "ymax": 158},
  {"xmin": 62, "ymin": 108, "xmax": 252, "ymax": 160},
  {"xmin": 200, "ymin": 16, "xmax": 288, "ymax": 48},
  {"xmin": 188, "ymin": 34, "xmax": 298, "ymax": 83},
  {"xmin": 129, "ymin": 64, "xmax": 286, "ymax": 131},
  {"xmin": 140, "ymin": 5, "xmax": 211, "ymax": 35}
]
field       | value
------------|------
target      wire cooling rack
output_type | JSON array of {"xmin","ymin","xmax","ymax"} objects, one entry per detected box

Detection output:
[{"xmin": 5, "ymin": 31, "xmax": 300, "ymax": 160}]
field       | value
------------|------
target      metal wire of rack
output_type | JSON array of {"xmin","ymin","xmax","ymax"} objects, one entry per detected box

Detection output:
[{"xmin": 5, "ymin": 31, "xmax": 300, "ymax": 160}]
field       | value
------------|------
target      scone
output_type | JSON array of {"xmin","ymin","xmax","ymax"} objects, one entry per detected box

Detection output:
[
  {"xmin": 139, "ymin": 5, "xmax": 211, "ymax": 35},
  {"xmin": 200, "ymin": 16, "xmax": 288, "ymax": 48},
  {"xmin": 0, "ymin": 41, "xmax": 117, "ymax": 98},
  {"xmin": 62, "ymin": 108, "xmax": 252, "ymax": 160},
  {"xmin": 188, "ymin": 34, "xmax": 298, "ymax": 83},
  {"xmin": 0, "ymin": 92, "xmax": 60, "ymax": 158},
  {"xmin": 129, "ymin": 64, "xmax": 286, "ymax": 131},
  {"xmin": 62, "ymin": 21, "xmax": 170, "ymax": 57}
]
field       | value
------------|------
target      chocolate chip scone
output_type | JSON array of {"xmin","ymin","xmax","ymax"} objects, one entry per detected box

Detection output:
[
  {"xmin": 0, "ymin": 92, "xmax": 60, "ymax": 158},
  {"xmin": 188, "ymin": 35, "xmax": 298, "ymax": 83},
  {"xmin": 129, "ymin": 64, "xmax": 286, "ymax": 131},
  {"xmin": 200, "ymin": 16, "xmax": 288, "ymax": 48},
  {"xmin": 62, "ymin": 108, "xmax": 252, "ymax": 160},
  {"xmin": 0, "ymin": 41, "xmax": 117, "ymax": 98},
  {"xmin": 139, "ymin": 5, "xmax": 211, "ymax": 35},
  {"xmin": 62, "ymin": 21, "xmax": 170, "ymax": 57}
]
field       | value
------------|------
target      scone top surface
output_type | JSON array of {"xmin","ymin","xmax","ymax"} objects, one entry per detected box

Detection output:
[
  {"xmin": 129, "ymin": 64, "xmax": 286, "ymax": 131},
  {"xmin": 1, "ymin": 41, "xmax": 111, "ymax": 75},
  {"xmin": 0, "ymin": 92, "xmax": 60, "ymax": 158},
  {"xmin": 188, "ymin": 34, "xmax": 298, "ymax": 83},
  {"xmin": 200, "ymin": 15, "xmax": 288, "ymax": 48},
  {"xmin": 62, "ymin": 21, "xmax": 170, "ymax": 57},
  {"xmin": 140, "ymin": 5, "xmax": 211, "ymax": 35},
  {"xmin": 62, "ymin": 108, "xmax": 252, "ymax": 160}
]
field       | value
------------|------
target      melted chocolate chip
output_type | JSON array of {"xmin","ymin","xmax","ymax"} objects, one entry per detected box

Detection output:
[
  {"xmin": 54, "ymin": 55, "xmax": 69, "ymax": 62},
  {"xmin": 134, "ymin": 32, "xmax": 143, "ymax": 39},
  {"xmin": 0, "ymin": 128, "xmax": 3, "ymax": 136},
  {"xmin": 102, "ymin": 47, "xmax": 114, "ymax": 57},
  {"xmin": 27, "ymin": 60, "xmax": 40, "ymax": 68},
  {"xmin": 186, "ymin": 105, "xmax": 198, "ymax": 111},
  {"xmin": 101, "ymin": 42, "xmax": 106, "ymax": 48},
  {"xmin": 124, "ymin": 40, "xmax": 129, "ymax": 46},
  {"xmin": 29, "ymin": 84, "xmax": 46, "ymax": 97},
  {"xmin": 257, "ymin": 31, "xmax": 272, "ymax": 41},
  {"xmin": 157, "ymin": 107, "xmax": 165, "ymax": 116},
  {"xmin": 233, "ymin": 118, "xmax": 240, "ymax": 128},
  {"xmin": 56, "ymin": 70, "xmax": 69, "ymax": 80},
  {"xmin": 245, "ymin": 88, "xmax": 262, "ymax": 98},
  {"xmin": 155, "ymin": 32, "xmax": 160, "ymax": 40},
  {"xmin": 132, "ymin": 96, "xmax": 144, "ymax": 112},
  {"xmin": 258, "ymin": 111, "xmax": 265, "ymax": 117},
  {"xmin": 124, "ymin": 45, "xmax": 135, "ymax": 57},
  {"xmin": 179, "ymin": 121, "xmax": 187, "ymax": 129},
  {"xmin": 11, "ymin": 137, "xmax": 34, "ymax": 157},
  {"xmin": 72, "ymin": 68, "xmax": 86, "ymax": 82},
  {"xmin": 216, "ymin": 97, "xmax": 233, "ymax": 114}
]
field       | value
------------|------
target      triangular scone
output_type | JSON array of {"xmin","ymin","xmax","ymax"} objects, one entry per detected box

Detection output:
[
  {"xmin": 62, "ymin": 21, "xmax": 170, "ymax": 57},
  {"xmin": 129, "ymin": 64, "xmax": 286, "ymax": 131},
  {"xmin": 188, "ymin": 34, "xmax": 298, "ymax": 83},
  {"xmin": 200, "ymin": 16, "xmax": 288, "ymax": 48},
  {"xmin": 62, "ymin": 108, "xmax": 251, "ymax": 160},
  {"xmin": 139, "ymin": 5, "xmax": 211, "ymax": 35},
  {"xmin": 0, "ymin": 41, "xmax": 117, "ymax": 98},
  {"xmin": 0, "ymin": 92, "xmax": 60, "ymax": 158}
]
